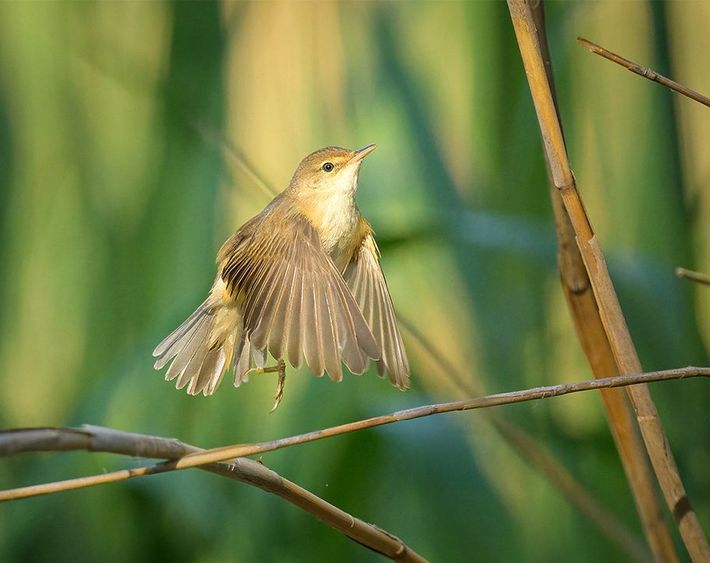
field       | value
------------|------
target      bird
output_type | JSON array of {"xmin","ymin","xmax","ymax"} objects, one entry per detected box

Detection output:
[{"xmin": 152, "ymin": 144, "xmax": 409, "ymax": 410}]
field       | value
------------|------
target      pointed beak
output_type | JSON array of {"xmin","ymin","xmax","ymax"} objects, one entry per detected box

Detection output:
[{"xmin": 352, "ymin": 144, "xmax": 377, "ymax": 162}]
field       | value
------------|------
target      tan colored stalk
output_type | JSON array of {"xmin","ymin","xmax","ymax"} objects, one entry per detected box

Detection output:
[
  {"xmin": 577, "ymin": 37, "xmax": 710, "ymax": 108},
  {"xmin": 529, "ymin": 4, "xmax": 677, "ymax": 561},
  {"xmin": 507, "ymin": 2, "xmax": 710, "ymax": 561},
  {"xmin": 0, "ymin": 426, "xmax": 425, "ymax": 563},
  {"xmin": 2, "ymin": 367, "xmax": 707, "ymax": 503},
  {"xmin": 676, "ymin": 268, "xmax": 710, "ymax": 287}
]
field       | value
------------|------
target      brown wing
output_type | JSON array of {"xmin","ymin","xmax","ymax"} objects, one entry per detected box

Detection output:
[
  {"xmin": 343, "ymin": 228, "xmax": 410, "ymax": 389},
  {"xmin": 220, "ymin": 207, "xmax": 379, "ymax": 381}
]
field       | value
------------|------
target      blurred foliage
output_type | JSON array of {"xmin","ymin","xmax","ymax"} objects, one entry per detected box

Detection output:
[{"xmin": 0, "ymin": 1, "xmax": 709, "ymax": 561}]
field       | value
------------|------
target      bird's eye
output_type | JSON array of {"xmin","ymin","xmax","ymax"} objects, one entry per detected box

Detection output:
[{"xmin": 322, "ymin": 162, "xmax": 334, "ymax": 173}]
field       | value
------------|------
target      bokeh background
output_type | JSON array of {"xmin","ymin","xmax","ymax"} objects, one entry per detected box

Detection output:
[{"xmin": 1, "ymin": 1, "xmax": 708, "ymax": 561}]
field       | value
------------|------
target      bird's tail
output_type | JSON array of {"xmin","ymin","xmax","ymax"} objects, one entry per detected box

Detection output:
[{"xmin": 153, "ymin": 300, "xmax": 260, "ymax": 396}]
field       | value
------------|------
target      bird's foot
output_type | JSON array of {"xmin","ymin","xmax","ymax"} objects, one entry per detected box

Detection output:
[{"xmin": 247, "ymin": 359, "xmax": 286, "ymax": 412}]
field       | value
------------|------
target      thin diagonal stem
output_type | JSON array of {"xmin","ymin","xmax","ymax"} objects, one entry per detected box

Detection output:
[
  {"xmin": 0, "ymin": 426, "xmax": 425, "ymax": 562},
  {"xmin": 2, "ymin": 367, "xmax": 707, "ymax": 504},
  {"xmin": 577, "ymin": 37, "xmax": 710, "ymax": 108},
  {"xmin": 676, "ymin": 267, "xmax": 710, "ymax": 287}
]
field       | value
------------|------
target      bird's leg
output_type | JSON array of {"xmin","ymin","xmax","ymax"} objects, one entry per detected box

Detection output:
[
  {"xmin": 270, "ymin": 359, "xmax": 286, "ymax": 412},
  {"xmin": 246, "ymin": 359, "xmax": 286, "ymax": 411}
]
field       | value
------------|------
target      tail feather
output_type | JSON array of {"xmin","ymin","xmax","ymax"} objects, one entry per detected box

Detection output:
[
  {"xmin": 153, "ymin": 261, "xmax": 284, "ymax": 396},
  {"xmin": 188, "ymin": 346, "xmax": 227, "ymax": 396},
  {"xmin": 233, "ymin": 333, "xmax": 251, "ymax": 387},
  {"xmin": 206, "ymin": 334, "xmax": 235, "ymax": 395},
  {"xmin": 153, "ymin": 301, "xmax": 211, "ymax": 361},
  {"xmin": 175, "ymin": 325, "xmax": 214, "ymax": 390},
  {"xmin": 164, "ymin": 313, "xmax": 212, "ymax": 381},
  {"xmin": 153, "ymin": 302, "xmax": 247, "ymax": 397}
]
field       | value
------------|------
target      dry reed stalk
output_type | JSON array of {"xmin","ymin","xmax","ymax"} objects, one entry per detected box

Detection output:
[
  {"xmin": 676, "ymin": 268, "xmax": 710, "ymax": 287},
  {"xmin": 529, "ymin": 4, "xmax": 677, "ymax": 561},
  {"xmin": 577, "ymin": 37, "xmax": 710, "ymax": 108},
  {"xmin": 2, "ymin": 367, "xmax": 707, "ymax": 504},
  {"xmin": 507, "ymin": 2, "xmax": 710, "ymax": 560},
  {"xmin": 0, "ymin": 426, "xmax": 426, "ymax": 563}
]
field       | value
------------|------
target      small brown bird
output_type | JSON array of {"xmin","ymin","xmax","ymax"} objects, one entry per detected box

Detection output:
[{"xmin": 153, "ymin": 145, "xmax": 409, "ymax": 408}]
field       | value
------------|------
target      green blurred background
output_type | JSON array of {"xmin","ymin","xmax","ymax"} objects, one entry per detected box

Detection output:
[{"xmin": 0, "ymin": 1, "xmax": 708, "ymax": 561}]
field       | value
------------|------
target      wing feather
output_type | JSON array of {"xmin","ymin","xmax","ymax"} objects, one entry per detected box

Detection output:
[
  {"xmin": 221, "ymin": 211, "xmax": 378, "ymax": 379},
  {"xmin": 267, "ymin": 261, "xmax": 297, "ymax": 359},
  {"xmin": 251, "ymin": 258, "xmax": 291, "ymax": 350},
  {"xmin": 328, "ymin": 276, "xmax": 368, "ymax": 374},
  {"xmin": 242, "ymin": 258, "xmax": 279, "ymax": 333},
  {"xmin": 286, "ymin": 274, "xmax": 304, "ymax": 368},
  {"xmin": 343, "ymin": 230, "xmax": 410, "ymax": 389},
  {"xmin": 319, "ymin": 283, "xmax": 341, "ymax": 381},
  {"xmin": 302, "ymin": 283, "xmax": 323, "ymax": 376}
]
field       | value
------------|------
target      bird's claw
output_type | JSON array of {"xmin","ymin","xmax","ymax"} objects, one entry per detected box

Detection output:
[
  {"xmin": 248, "ymin": 359, "xmax": 286, "ymax": 412},
  {"xmin": 270, "ymin": 360, "xmax": 286, "ymax": 412}
]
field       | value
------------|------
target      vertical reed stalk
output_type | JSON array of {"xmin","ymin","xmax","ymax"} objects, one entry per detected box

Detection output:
[{"xmin": 507, "ymin": 2, "xmax": 710, "ymax": 561}]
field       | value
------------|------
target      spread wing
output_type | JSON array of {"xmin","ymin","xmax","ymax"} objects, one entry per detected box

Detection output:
[
  {"xmin": 343, "ymin": 230, "xmax": 410, "ymax": 389},
  {"xmin": 220, "ymin": 210, "xmax": 379, "ymax": 382}
]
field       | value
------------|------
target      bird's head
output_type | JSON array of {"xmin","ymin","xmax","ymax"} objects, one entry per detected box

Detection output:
[{"xmin": 287, "ymin": 144, "xmax": 376, "ymax": 199}]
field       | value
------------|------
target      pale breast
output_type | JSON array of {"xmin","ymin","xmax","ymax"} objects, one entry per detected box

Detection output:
[
  {"xmin": 318, "ymin": 198, "xmax": 359, "ymax": 251},
  {"xmin": 296, "ymin": 189, "xmax": 358, "ymax": 261}
]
